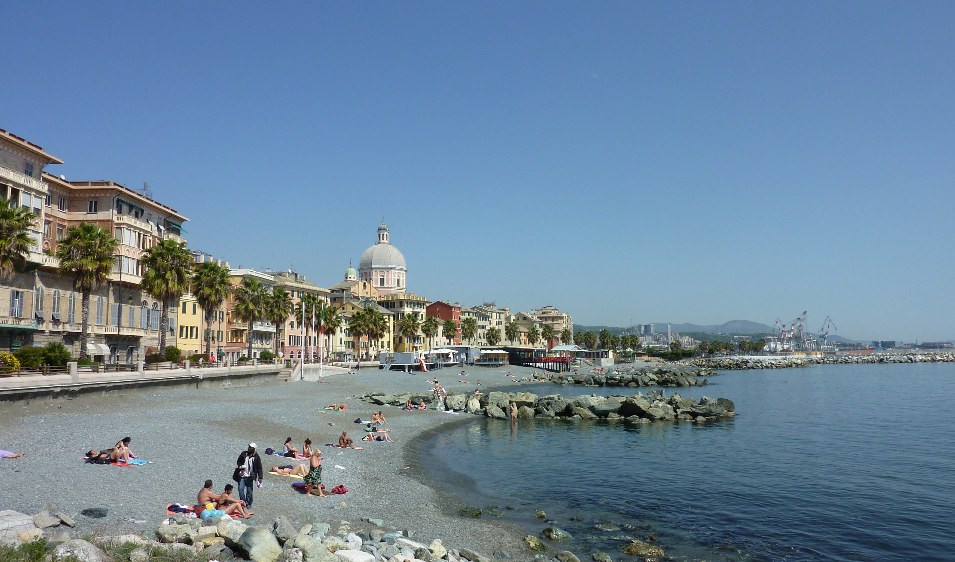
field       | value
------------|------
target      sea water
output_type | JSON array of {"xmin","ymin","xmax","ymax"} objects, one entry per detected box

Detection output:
[{"xmin": 420, "ymin": 363, "xmax": 955, "ymax": 560}]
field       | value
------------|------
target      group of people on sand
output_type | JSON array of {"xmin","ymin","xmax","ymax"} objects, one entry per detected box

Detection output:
[
  {"xmin": 403, "ymin": 399, "xmax": 428, "ymax": 410},
  {"xmin": 85, "ymin": 436, "xmax": 135, "ymax": 464},
  {"xmin": 198, "ymin": 479, "xmax": 252, "ymax": 519},
  {"xmin": 279, "ymin": 437, "xmax": 313, "ymax": 459}
]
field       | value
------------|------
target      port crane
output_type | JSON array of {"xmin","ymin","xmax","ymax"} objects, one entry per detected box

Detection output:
[{"xmin": 818, "ymin": 316, "xmax": 837, "ymax": 349}]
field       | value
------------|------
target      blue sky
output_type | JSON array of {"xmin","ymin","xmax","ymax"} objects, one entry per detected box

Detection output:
[{"xmin": 3, "ymin": 2, "xmax": 953, "ymax": 342}]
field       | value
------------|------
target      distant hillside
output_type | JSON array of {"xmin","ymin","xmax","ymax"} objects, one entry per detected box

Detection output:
[{"xmin": 573, "ymin": 320, "xmax": 857, "ymax": 343}]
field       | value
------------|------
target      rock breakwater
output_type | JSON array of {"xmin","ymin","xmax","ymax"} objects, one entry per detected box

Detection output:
[
  {"xmin": 694, "ymin": 352, "xmax": 955, "ymax": 370},
  {"xmin": 365, "ymin": 389, "xmax": 735, "ymax": 423},
  {"xmin": 544, "ymin": 365, "xmax": 713, "ymax": 387}
]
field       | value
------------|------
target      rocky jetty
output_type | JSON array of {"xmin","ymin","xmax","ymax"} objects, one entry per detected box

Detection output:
[
  {"xmin": 545, "ymin": 365, "xmax": 713, "ymax": 387},
  {"xmin": 366, "ymin": 389, "xmax": 735, "ymax": 423},
  {"xmin": 694, "ymin": 352, "xmax": 955, "ymax": 370}
]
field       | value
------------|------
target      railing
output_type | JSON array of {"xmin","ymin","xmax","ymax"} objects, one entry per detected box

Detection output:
[
  {"xmin": 0, "ymin": 316, "xmax": 38, "ymax": 328},
  {"xmin": 107, "ymin": 271, "xmax": 144, "ymax": 284},
  {"xmin": 252, "ymin": 322, "xmax": 276, "ymax": 333},
  {"xmin": 27, "ymin": 251, "xmax": 60, "ymax": 268},
  {"xmin": 0, "ymin": 165, "xmax": 46, "ymax": 192},
  {"xmin": 0, "ymin": 358, "xmax": 285, "ymax": 378},
  {"xmin": 113, "ymin": 213, "xmax": 154, "ymax": 232}
]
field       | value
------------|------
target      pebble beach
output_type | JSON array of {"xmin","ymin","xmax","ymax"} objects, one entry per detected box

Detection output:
[{"xmin": 0, "ymin": 365, "xmax": 541, "ymax": 558}]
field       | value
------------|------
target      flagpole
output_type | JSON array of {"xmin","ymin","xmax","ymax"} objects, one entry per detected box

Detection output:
[
  {"xmin": 319, "ymin": 300, "xmax": 325, "ymax": 382},
  {"xmin": 300, "ymin": 295, "xmax": 305, "ymax": 380}
]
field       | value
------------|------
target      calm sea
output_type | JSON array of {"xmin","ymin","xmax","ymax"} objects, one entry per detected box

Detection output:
[{"xmin": 419, "ymin": 363, "xmax": 955, "ymax": 561}]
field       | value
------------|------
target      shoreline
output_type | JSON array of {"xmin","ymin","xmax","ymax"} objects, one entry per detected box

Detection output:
[{"xmin": 0, "ymin": 364, "xmax": 544, "ymax": 558}]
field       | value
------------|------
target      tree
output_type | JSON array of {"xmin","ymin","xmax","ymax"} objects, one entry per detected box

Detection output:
[
  {"xmin": 354, "ymin": 306, "xmax": 388, "ymax": 359},
  {"xmin": 321, "ymin": 305, "xmax": 342, "ymax": 360},
  {"xmin": 527, "ymin": 327, "xmax": 541, "ymax": 347},
  {"xmin": 461, "ymin": 317, "xmax": 478, "ymax": 345},
  {"xmin": 577, "ymin": 330, "xmax": 597, "ymax": 350},
  {"xmin": 598, "ymin": 329, "xmax": 614, "ymax": 351},
  {"xmin": 560, "ymin": 328, "xmax": 573, "ymax": 345},
  {"xmin": 0, "ymin": 199, "xmax": 35, "ymax": 278},
  {"xmin": 541, "ymin": 325, "xmax": 555, "ymax": 349},
  {"xmin": 347, "ymin": 309, "xmax": 368, "ymax": 360},
  {"xmin": 265, "ymin": 288, "xmax": 292, "ymax": 358},
  {"xmin": 57, "ymin": 224, "xmax": 117, "ymax": 360},
  {"xmin": 397, "ymin": 314, "xmax": 421, "ymax": 352},
  {"xmin": 294, "ymin": 293, "xmax": 322, "ymax": 362},
  {"xmin": 443, "ymin": 319, "xmax": 457, "ymax": 345},
  {"xmin": 486, "ymin": 327, "xmax": 501, "ymax": 347},
  {"xmin": 233, "ymin": 277, "xmax": 267, "ymax": 359},
  {"xmin": 192, "ymin": 261, "xmax": 231, "ymax": 359},
  {"xmin": 505, "ymin": 321, "xmax": 520, "ymax": 345},
  {"xmin": 141, "ymin": 239, "xmax": 193, "ymax": 355},
  {"xmin": 421, "ymin": 316, "xmax": 440, "ymax": 350}
]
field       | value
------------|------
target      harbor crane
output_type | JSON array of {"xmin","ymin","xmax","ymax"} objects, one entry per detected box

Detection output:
[{"xmin": 818, "ymin": 316, "xmax": 837, "ymax": 348}]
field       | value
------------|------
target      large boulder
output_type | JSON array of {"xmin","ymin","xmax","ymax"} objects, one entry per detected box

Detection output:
[
  {"xmin": 510, "ymin": 392, "xmax": 538, "ymax": 406},
  {"xmin": 556, "ymin": 551, "xmax": 580, "ymax": 562},
  {"xmin": 623, "ymin": 540, "xmax": 665, "ymax": 558},
  {"xmin": 592, "ymin": 397, "xmax": 624, "ymax": 417},
  {"xmin": 278, "ymin": 548, "xmax": 305, "ymax": 562},
  {"xmin": 293, "ymin": 534, "xmax": 338, "ymax": 562},
  {"xmin": 334, "ymin": 550, "xmax": 374, "ymax": 562},
  {"xmin": 236, "ymin": 526, "xmax": 283, "ymax": 562},
  {"xmin": 571, "ymin": 407, "xmax": 598, "ymax": 420},
  {"xmin": 465, "ymin": 397, "xmax": 483, "ymax": 414},
  {"xmin": 523, "ymin": 535, "xmax": 546, "ymax": 552},
  {"xmin": 485, "ymin": 391, "xmax": 511, "ymax": 410},
  {"xmin": 518, "ymin": 405, "xmax": 536, "ymax": 419},
  {"xmin": 273, "ymin": 516, "xmax": 298, "ymax": 545},
  {"xmin": 32, "ymin": 510, "xmax": 61, "ymax": 529},
  {"xmin": 428, "ymin": 539, "xmax": 447, "ymax": 559},
  {"xmin": 0, "ymin": 510, "xmax": 38, "ymax": 546},
  {"xmin": 53, "ymin": 539, "xmax": 112, "ymax": 562},
  {"xmin": 155, "ymin": 523, "xmax": 196, "ymax": 544},
  {"xmin": 619, "ymin": 396, "xmax": 653, "ymax": 418},
  {"xmin": 217, "ymin": 519, "xmax": 249, "ymax": 545},
  {"xmin": 542, "ymin": 527, "xmax": 572, "ymax": 541},
  {"xmin": 445, "ymin": 393, "xmax": 467, "ymax": 411},
  {"xmin": 486, "ymin": 405, "xmax": 507, "ymax": 419}
]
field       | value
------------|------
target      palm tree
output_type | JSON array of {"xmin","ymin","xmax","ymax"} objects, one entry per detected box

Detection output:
[
  {"xmin": 461, "ymin": 317, "xmax": 478, "ymax": 345},
  {"xmin": 233, "ymin": 277, "xmax": 267, "ymax": 359},
  {"xmin": 560, "ymin": 328, "xmax": 573, "ymax": 345},
  {"xmin": 486, "ymin": 327, "xmax": 501, "ymax": 347},
  {"xmin": 443, "ymin": 319, "xmax": 457, "ymax": 345},
  {"xmin": 541, "ymin": 325, "xmax": 555, "ymax": 349},
  {"xmin": 347, "ymin": 309, "xmax": 368, "ymax": 361},
  {"xmin": 397, "ymin": 314, "xmax": 421, "ymax": 352},
  {"xmin": 364, "ymin": 307, "xmax": 388, "ymax": 359},
  {"xmin": 0, "ymin": 199, "xmax": 35, "ymax": 278},
  {"xmin": 505, "ymin": 321, "xmax": 520, "ymax": 345},
  {"xmin": 265, "ymin": 288, "xmax": 293, "ymax": 358},
  {"xmin": 527, "ymin": 327, "xmax": 541, "ymax": 347},
  {"xmin": 294, "ymin": 293, "xmax": 322, "ymax": 362},
  {"xmin": 56, "ymin": 224, "xmax": 117, "ymax": 360},
  {"xmin": 141, "ymin": 239, "xmax": 193, "ymax": 355},
  {"xmin": 421, "ymin": 316, "xmax": 439, "ymax": 350},
  {"xmin": 321, "ymin": 305, "xmax": 342, "ymax": 361},
  {"xmin": 599, "ymin": 329, "xmax": 614, "ymax": 351},
  {"xmin": 192, "ymin": 261, "xmax": 231, "ymax": 359}
]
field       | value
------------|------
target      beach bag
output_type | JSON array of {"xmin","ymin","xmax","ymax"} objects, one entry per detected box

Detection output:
[
  {"xmin": 331, "ymin": 484, "xmax": 348, "ymax": 495},
  {"xmin": 232, "ymin": 466, "xmax": 242, "ymax": 483}
]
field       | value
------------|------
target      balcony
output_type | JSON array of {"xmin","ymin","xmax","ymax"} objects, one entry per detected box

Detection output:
[
  {"xmin": 26, "ymin": 251, "xmax": 59, "ymax": 269},
  {"xmin": 108, "ymin": 271, "xmax": 143, "ymax": 285},
  {"xmin": 97, "ymin": 325, "xmax": 148, "ymax": 337},
  {"xmin": 0, "ymin": 166, "xmax": 46, "ymax": 192},
  {"xmin": 252, "ymin": 321, "xmax": 276, "ymax": 333},
  {"xmin": 113, "ymin": 213, "xmax": 153, "ymax": 232},
  {"xmin": 0, "ymin": 315, "xmax": 38, "ymax": 330}
]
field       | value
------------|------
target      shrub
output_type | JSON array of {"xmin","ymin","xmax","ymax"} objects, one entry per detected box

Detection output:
[
  {"xmin": 189, "ymin": 353, "xmax": 205, "ymax": 364},
  {"xmin": 237, "ymin": 356, "xmax": 250, "ymax": 364},
  {"xmin": 77, "ymin": 358, "xmax": 98, "ymax": 367},
  {"xmin": 259, "ymin": 350, "xmax": 276, "ymax": 361},
  {"xmin": 14, "ymin": 346, "xmax": 46, "ymax": 370},
  {"xmin": 145, "ymin": 353, "xmax": 165, "ymax": 364},
  {"xmin": 43, "ymin": 342, "xmax": 72, "ymax": 366},
  {"xmin": 0, "ymin": 351, "xmax": 20, "ymax": 374},
  {"xmin": 164, "ymin": 346, "xmax": 182, "ymax": 363}
]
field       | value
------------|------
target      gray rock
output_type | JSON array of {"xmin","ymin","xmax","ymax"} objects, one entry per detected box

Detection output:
[
  {"xmin": 414, "ymin": 546, "xmax": 434, "ymax": 561},
  {"xmin": 294, "ymin": 534, "xmax": 338, "ymax": 562},
  {"xmin": 53, "ymin": 539, "xmax": 112, "ymax": 562},
  {"xmin": 459, "ymin": 547, "xmax": 492, "ymax": 562},
  {"xmin": 591, "ymin": 553, "xmax": 613, "ymax": 562},
  {"xmin": 542, "ymin": 527, "xmax": 572, "ymax": 541},
  {"xmin": 429, "ymin": 539, "xmax": 447, "ymax": 559},
  {"xmin": 273, "ymin": 516, "xmax": 298, "ymax": 545},
  {"xmin": 486, "ymin": 405, "xmax": 507, "ymax": 419},
  {"xmin": 155, "ymin": 522, "xmax": 195, "ymax": 544},
  {"xmin": 54, "ymin": 511, "xmax": 76, "ymax": 528},
  {"xmin": 517, "ymin": 405, "xmax": 536, "ymax": 419},
  {"xmin": 465, "ymin": 396, "xmax": 483, "ymax": 413},
  {"xmin": 334, "ymin": 550, "xmax": 374, "ymax": 562},
  {"xmin": 363, "ymin": 517, "xmax": 384, "ymax": 528},
  {"xmin": 47, "ymin": 529, "xmax": 72, "ymax": 546},
  {"xmin": 217, "ymin": 519, "xmax": 249, "ymax": 544},
  {"xmin": 202, "ymin": 543, "xmax": 236, "ymax": 561},
  {"xmin": 236, "ymin": 526, "xmax": 283, "ymax": 562},
  {"xmin": 343, "ymin": 532, "xmax": 362, "ymax": 550},
  {"xmin": 445, "ymin": 393, "xmax": 467, "ymax": 411},
  {"xmin": 557, "ymin": 551, "xmax": 581, "ymax": 562},
  {"xmin": 32, "ymin": 510, "xmax": 61, "ymax": 529},
  {"xmin": 129, "ymin": 547, "xmax": 150, "ymax": 562},
  {"xmin": 380, "ymin": 544, "xmax": 400, "ymax": 558},
  {"xmin": 278, "ymin": 547, "xmax": 305, "ymax": 562},
  {"xmin": 523, "ymin": 535, "xmax": 546, "ymax": 552},
  {"xmin": 322, "ymin": 535, "xmax": 347, "ymax": 552},
  {"xmin": 309, "ymin": 522, "xmax": 331, "ymax": 540},
  {"xmin": 571, "ymin": 407, "xmax": 598, "ymax": 420}
]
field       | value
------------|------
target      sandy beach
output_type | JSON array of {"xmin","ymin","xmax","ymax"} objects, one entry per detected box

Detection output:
[{"xmin": 0, "ymin": 364, "xmax": 541, "ymax": 557}]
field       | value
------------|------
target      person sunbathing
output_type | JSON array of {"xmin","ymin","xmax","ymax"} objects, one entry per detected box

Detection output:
[
  {"xmin": 371, "ymin": 411, "xmax": 387, "ymax": 425},
  {"xmin": 418, "ymin": 399, "xmax": 427, "ymax": 410},
  {"xmin": 85, "ymin": 449, "xmax": 112, "ymax": 464},
  {"xmin": 403, "ymin": 400, "xmax": 414, "ymax": 411},
  {"xmin": 282, "ymin": 437, "xmax": 298, "ymax": 458},
  {"xmin": 362, "ymin": 431, "xmax": 393, "ymax": 442},
  {"xmin": 324, "ymin": 403, "xmax": 347, "ymax": 411},
  {"xmin": 114, "ymin": 437, "xmax": 135, "ymax": 459},
  {"xmin": 338, "ymin": 431, "xmax": 356, "ymax": 449},
  {"xmin": 217, "ymin": 483, "xmax": 252, "ymax": 518},
  {"xmin": 301, "ymin": 439, "xmax": 313, "ymax": 459},
  {"xmin": 0, "ymin": 449, "xmax": 24, "ymax": 459},
  {"xmin": 198, "ymin": 479, "xmax": 221, "ymax": 508},
  {"xmin": 270, "ymin": 464, "xmax": 309, "ymax": 477}
]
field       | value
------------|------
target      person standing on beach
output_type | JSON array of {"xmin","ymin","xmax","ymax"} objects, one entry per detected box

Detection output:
[{"xmin": 235, "ymin": 443, "xmax": 263, "ymax": 507}]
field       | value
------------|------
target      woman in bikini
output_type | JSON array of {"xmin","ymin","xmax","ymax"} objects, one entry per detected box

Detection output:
[
  {"xmin": 301, "ymin": 438, "xmax": 313, "ymax": 459},
  {"xmin": 302, "ymin": 451, "xmax": 326, "ymax": 497},
  {"xmin": 282, "ymin": 437, "xmax": 298, "ymax": 458}
]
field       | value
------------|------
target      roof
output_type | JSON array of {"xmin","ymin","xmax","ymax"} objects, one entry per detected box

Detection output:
[
  {"xmin": 550, "ymin": 344, "xmax": 584, "ymax": 352},
  {"xmin": 0, "ymin": 128, "xmax": 63, "ymax": 164},
  {"xmin": 359, "ymin": 242, "xmax": 406, "ymax": 271},
  {"xmin": 56, "ymin": 177, "xmax": 188, "ymax": 221}
]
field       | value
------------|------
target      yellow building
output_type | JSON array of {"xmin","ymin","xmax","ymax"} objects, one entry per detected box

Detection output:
[{"xmin": 176, "ymin": 293, "xmax": 202, "ymax": 358}]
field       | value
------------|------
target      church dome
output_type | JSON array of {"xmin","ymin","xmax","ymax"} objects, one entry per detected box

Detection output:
[{"xmin": 359, "ymin": 223, "xmax": 406, "ymax": 271}]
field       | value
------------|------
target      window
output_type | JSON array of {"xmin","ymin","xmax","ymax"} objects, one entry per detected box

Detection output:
[
  {"xmin": 42, "ymin": 221, "xmax": 51, "ymax": 239},
  {"xmin": 181, "ymin": 302, "xmax": 187, "ymax": 313},
  {"xmin": 151, "ymin": 303, "xmax": 160, "ymax": 330},
  {"xmin": 58, "ymin": 197, "xmax": 67, "ymax": 211},
  {"xmin": 113, "ymin": 303, "xmax": 122, "ymax": 327},
  {"xmin": 116, "ymin": 201, "xmax": 123, "ymax": 214},
  {"xmin": 35, "ymin": 287, "xmax": 44, "ymax": 313},
  {"xmin": 24, "ymin": 162, "xmax": 34, "ymax": 177},
  {"xmin": 179, "ymin": 326, "xmax": 184, "ymax": 338},
  {"xmin": 45, "ymin": 194, "xmax": 51, "ymax": 207},
  {"xmin": 52, "ymin": 290, "xmax": 61, "ymax": 321},
  {"xmin": 32, "ymin": 195, "xmax": 41, "ymax": 216},
  {"xmin": 9, "ymin": 290, "xmax": 23, "ymax": 317},
  {"xmin": 95, "ymin": 297, "xmax": 104, "ymax": 325},
  {"xmin": 87, "ymin": 200, "xmax": 98, "ymax": 213},
  {"xmin": 192, "ymin": 303, "xmax": 197, "ymax": 315},
  {"xmin": 128, "ymin": 305, "xmax": 135, "ymax": 328},
  {"xmin": 379, "ymin": 275, "xmax": 385, "ymax": 287},
  {"xmin": 141, "ymin": 302, "xmax": 148, "ymax": 329},
  {"xmin": 68, "ymin": 292, "xmax": 75, "ymax": 323},
  {"xmin": 56, "ymin": 225, "xmax": 64, "ymax": 241}
]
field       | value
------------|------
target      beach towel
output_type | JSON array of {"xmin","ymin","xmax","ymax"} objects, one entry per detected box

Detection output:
[
  {"xmin": 325, "ymin": 444, "xmax": 364, "ymax": 450},
  {"xmin": 165, "ymin": 503, "xmax": 199, "ymax": 517},
  {"xmin": 292, "ymin": 482, "xmax": 327, "ymax": 493},
  {"xmin": 271, "ymin": 471, "xmax": 304, "ymax": 480}
]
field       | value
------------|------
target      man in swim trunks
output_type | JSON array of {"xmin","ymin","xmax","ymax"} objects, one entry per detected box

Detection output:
[{"xmin": 198, "ymin": 479, "xmax": 220, "ymax": 507}]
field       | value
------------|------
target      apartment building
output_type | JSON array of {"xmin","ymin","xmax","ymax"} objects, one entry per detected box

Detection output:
[
  {"xmin": 377, "ymin": 292, "xmax": 429, "ymax": 351},
  {"xmin": 0, "ymin": 129, "xmax": 187, "ymax": 363},
  {"xmin": 426, "ymin": 300, "xmax": 461, "ymax": 345},
  {"xmin": 328, "ymin": 298, "xmax": 394, "ymax": 361},
  {"xmin": 271, "ymin": 269, "xmax": 328, "ymax": 361},
  {"xmin": 224, "ymin": 268, "xmax": 275, "ymax": 362}
]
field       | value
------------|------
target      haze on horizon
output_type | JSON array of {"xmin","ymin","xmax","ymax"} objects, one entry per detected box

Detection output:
[{"xmin": 2, "ymin": 2, "xmax": 952, "ymax": 343}]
